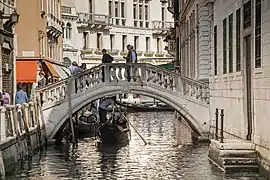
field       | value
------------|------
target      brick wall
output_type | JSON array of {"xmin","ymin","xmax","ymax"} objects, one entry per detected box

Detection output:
[{"xmin": 2, "ymin": 48, "xmax": 12, "ymax": 96}]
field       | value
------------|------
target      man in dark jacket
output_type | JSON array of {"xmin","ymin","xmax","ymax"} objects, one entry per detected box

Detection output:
[
  {"xmin": 102, "ymin": 49, "xmax": 114, "ymax": 63},
  {"xmin": 101, "ymin": 49, "xmax": 114, "ymax": 82}
]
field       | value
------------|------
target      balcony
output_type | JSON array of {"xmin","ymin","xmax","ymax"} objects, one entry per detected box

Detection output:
[
  {"xmin": 47, "ymin": 13, "xmax": 62, "ymax": 36},
  {"xmin": 152, "ymin": 21, "xmax": 174, "ymax": 35},
  {"xmin": 77, "ymin": 13, "xmax": 113, "ymax": 30}
]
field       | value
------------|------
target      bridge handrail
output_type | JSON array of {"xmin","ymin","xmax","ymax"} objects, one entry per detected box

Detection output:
[
  {"xmin": 36, "ymin": 64, "xmax": 103, "ymax": 92},
  {"xmin": 36, "ymin": 63, "xmax": 208, "ymax": 92},
  {"xmin": 36, "ymin": 63, "xmax": 210, "ymax": 108},
  {"xmin": 0, "ymin": 100, "xmax": 44, "ymax": 142}
]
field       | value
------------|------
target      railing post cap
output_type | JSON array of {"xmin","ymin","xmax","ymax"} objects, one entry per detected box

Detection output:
[
  {"xmin": 0, "ymin": 106, "xmax": 6, "ymax": 112},
  {"xmin": 22, "ymin": 103, "xmax": 29, "ymax": 108}
]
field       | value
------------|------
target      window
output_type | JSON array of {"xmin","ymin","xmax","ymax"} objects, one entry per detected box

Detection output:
[
  {"xmin": 109, "ymin": 1, "xmax": 112, "ymax": 16},
  {"xmin": 157, "ymin": 38, "xmax": 161, "ymax": 53},
  {"xmin": 228, "ymin": 14, "xmax": 233, "ymax": 73},
  {"xmin": 214, "ymin": 26, "xmax": 217, "ymax": 75},
  {"xmin": 146, "ymin": 37, "xmax": 150, "ymax": 52},
  {"xmin": 162, "ymin": 7, "xmax": 165, "ymax": 21},
  {"xmin": 89, "ymin": 0, "xmax": 93, "ymax": 13},
  {"xmin": 243, "ymin": 0, "xmax": 251, "ymax": 29},
  {"xmin": 83, "ymin": 32, "xmax": 89, "ymax": 49},
  {"xmin": 122, "ymin": 35, "xmax": 127, "ymax": 51},
  {"xmin": 255, "ymin": 0, "xmax": 261, "ymax": 68},
  {"xmin": 133, "ymin": 4, "xmax": 137, "ymax": 19},
  {"xmin": 66, "ymin": 23, "xmax": 72, "ymax": 39},
  {"xmin": 121, "ymin": 2, "xmax": 125, "ymax": 18},
  {"xmin": 115, "ymin": 2, "xmax": 119, "ymax": 17},
  {"xmin": 62, "ymin": 27, "xmax": 65, "ymax": 38},
  {"xmin": 110, "ymin": 34, "xmax": 115, "ymax": 51},
  {"xmin": 97, "ymin": 33, "xmax": 102, "ymax": 50},
  {"xmin": 139, "ymin": 5, "xmax": 143, "ymax": 20},
  {"xmin": 236, "ymin": 8, "xmax": 241, "ymax": 71},
  {"xmin": 223, "ymin": 18, "xmax": 227, "ymax": 74},
  {"xmin": 40, "ymin": 35, "xmax": 46, "ymax": 57},
  {"xmin": 145, "ymin": 5, "xmax": 148, "ymax": 20},
  {"xmin": 134, "ymin": 36, "xmax": 139, "ymax": 50}
]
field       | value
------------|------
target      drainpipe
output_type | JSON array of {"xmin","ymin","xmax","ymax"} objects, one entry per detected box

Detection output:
[{"xmin": 174, "ymin": 0, "xmax": 180, "ymax": 74}]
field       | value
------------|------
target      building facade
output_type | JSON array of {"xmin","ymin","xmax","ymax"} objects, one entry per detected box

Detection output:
[
  {"xmin": 16, "ymin": 0, "xmax": 68, "ymax": 98},
  {"xmin": 167, "ymin": 0, "xmax": 212, "ymax": 82},
  {"xmin": 0, "ymin": 0, "xmax": 19, "ymax": 104},
  {"xmin": 209, "ymin": 0, "xmax": 270, "ymax": 176},
  {"xmin": 62, "ymin": 0, "xmax": 174, "ymax": 68}
]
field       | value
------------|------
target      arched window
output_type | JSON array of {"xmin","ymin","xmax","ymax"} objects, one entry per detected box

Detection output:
[{"xmin": 66, "ymin": 22, "xmax": 72, "ymax": 39}]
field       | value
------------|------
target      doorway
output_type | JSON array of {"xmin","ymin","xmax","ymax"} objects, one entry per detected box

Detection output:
[{"xmin": 244, "ymin": 35, "xmax": 252, "ymax": 140}]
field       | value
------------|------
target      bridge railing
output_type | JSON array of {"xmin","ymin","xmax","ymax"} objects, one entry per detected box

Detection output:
[
  {"xmin": 36, "ymin": 63, "xmax": 209, "ymax": 107},
  {"xmin": 0, "ymin": 100, "xmax": 44, "ymax": 141}
]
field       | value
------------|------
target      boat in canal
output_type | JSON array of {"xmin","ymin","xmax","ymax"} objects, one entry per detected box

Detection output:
[
  {"xmin": 97, "ymin": 114, "xmax": 130, "ymax": 145},
  {"xmin": 76, "ymin": 113, "xmax": 99, "ymax": 138}
]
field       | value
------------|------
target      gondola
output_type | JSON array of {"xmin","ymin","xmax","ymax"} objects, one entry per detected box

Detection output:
[
  {"xmin": 97, "ymin": 114, "xmax": 130, "ymax": 145},
  {"xmin": 76, "ymin": 113, "xmax": 99, "ymax": 138}
]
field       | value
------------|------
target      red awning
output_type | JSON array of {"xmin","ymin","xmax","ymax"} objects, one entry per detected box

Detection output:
[{"xmin": 16, "ymin": 60, "xmax": 38, "ymax": 83}]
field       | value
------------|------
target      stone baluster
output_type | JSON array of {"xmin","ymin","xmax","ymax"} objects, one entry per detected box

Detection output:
[
  {"xmin": 16, "ymin": 104, "xmax": 24, "ymax": 134},
  {"xmin": 29, "ymin": 102, "xmax": 35, "ymax": 127},
  {"xmin": 104, "ymin": 64, "xmax": 110, "ymax": 83},
  {"xmin": 111, "ymin": 66, "xmax": 117, "ymax": 81},
  {"xmin": 7, "ymin": 107, "xmax": 15, "ymax": 137},
  {"xmin": 0, "ymin": 106, "xmax": 6, "ymax": 140},
  {"xmin": 159, "ymin": 72, "xmax": 164, "ymax": 86},
  {"xmin": 140, "ymin": 65, "xmax": 146, "ymax": 81},
  {"xmin": 117, "ymin": 66, "xmax": 123, "ymax": 80},
  {"xmin": 23, "ymin": 103, "xmax": 30, "ymax": 129},
  {"xmin": 98, "ymin": 69, "xmax": 103, "ymax": 83}
]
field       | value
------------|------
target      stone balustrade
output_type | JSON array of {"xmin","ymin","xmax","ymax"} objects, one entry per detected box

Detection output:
[
  {"xmin": 0, "ymin": 100, "xmax": 44, "ymax": 141},
  {"xmin": 81, "ymin": 49, "xmax": 174, "ymax": 58},
  {"xmin": 77, "ymin": 13, "xmax": 113, "ymax": 25},
  {"xmin": 36, "ymin": 63, "xmax": 209, "ymax": 108}
]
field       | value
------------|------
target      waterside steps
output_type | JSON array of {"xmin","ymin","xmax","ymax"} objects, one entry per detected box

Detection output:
[{"xmin": 209, "ymin": 139, "xmax": 259, "ymax": 172}]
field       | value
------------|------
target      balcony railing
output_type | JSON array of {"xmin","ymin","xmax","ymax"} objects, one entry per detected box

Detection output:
[
  {"xmin": 78, "ymin": 13, "xmax": 113, "ymax": 26},
  {"xmin": 152, "ymin": 21, "xmax": 174, "ymax": 30},
  {"xmin": 47, "ymin": 13, "xmax": 62, "ymax": 34}
]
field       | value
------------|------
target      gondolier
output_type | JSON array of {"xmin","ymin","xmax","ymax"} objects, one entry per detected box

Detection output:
[{"xmin": 99, "ymin": 96, "xmax": 119, "ymax": 125}]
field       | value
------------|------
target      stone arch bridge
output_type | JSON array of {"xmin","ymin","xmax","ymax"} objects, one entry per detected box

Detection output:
[{"xmin": 36, "ymin": 63, "xmax": 210, "ymax": 140}]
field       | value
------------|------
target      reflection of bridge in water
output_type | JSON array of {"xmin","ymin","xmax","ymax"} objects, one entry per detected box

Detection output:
[{"xmin": 36, "ymin": 63, "xmax": 210, "ymax": 140}]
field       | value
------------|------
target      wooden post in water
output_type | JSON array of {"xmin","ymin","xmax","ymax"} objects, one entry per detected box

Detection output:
[{"xmin": 68, "ymin": 78, "xmax": 76, "ymax": 145}]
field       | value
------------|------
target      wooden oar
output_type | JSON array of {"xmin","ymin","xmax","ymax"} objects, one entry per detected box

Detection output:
[{"xmin": 114, "ymin": 104, "xmax": 148, "ymax": 145}]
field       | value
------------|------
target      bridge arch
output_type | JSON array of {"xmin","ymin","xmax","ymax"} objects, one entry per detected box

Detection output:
[{"xmin": 42, "ymin": 83, "xmax": 209, "ymax": 140}]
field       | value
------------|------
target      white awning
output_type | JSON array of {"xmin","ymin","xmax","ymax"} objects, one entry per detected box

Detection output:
[{"xmin": 52, "ymin": 64, "xmax": 70, "ymax": 79}]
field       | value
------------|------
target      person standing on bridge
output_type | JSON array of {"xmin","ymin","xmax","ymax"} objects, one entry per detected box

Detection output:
[
  {"xmin": 101, "ymin": 49, "xmax": 114, "ymax": 82},
  {"xmin": 124, "ymin": 45, "xmax": 137, "ymax": 82}
]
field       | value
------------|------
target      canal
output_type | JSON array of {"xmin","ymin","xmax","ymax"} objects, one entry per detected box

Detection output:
[{"xmin": 6, "ymin": 112, "xmax": 266, "ymax": 179}]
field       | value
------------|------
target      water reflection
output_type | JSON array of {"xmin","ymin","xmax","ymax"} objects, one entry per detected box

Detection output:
[{"xmin": 5, "ymin": 112, "xmax": 267, "ymax": 180}]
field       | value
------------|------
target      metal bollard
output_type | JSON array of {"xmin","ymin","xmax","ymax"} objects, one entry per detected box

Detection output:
[
  {"xmin": 220, "ymin": 109, "xmax": 224, "ymax": 143},
  {"xmin": 215, "ymin": 108, "xmax": 219, "ymax": 140}
]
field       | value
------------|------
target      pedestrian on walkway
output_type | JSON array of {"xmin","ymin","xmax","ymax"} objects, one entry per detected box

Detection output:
[
  {"xmin": 101, "ymin": 49, "xmax": 114, "ymax": 82},
  {"xmin": 124, "ymin": 45, "xmax": 137, "ymax": 82},
  {"xmin": 15, "ymin": 84, "xmax": 29, "ymax": 105}
]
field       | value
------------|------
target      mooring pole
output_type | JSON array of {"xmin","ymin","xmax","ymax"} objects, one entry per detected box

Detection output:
[
  {"xmin": 68, "ymin": 78, "xmax": 76, "ymax": 145},
  {"xmin": 215, "ymin": 108, "xmax": 219, "ymax": 140}
]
